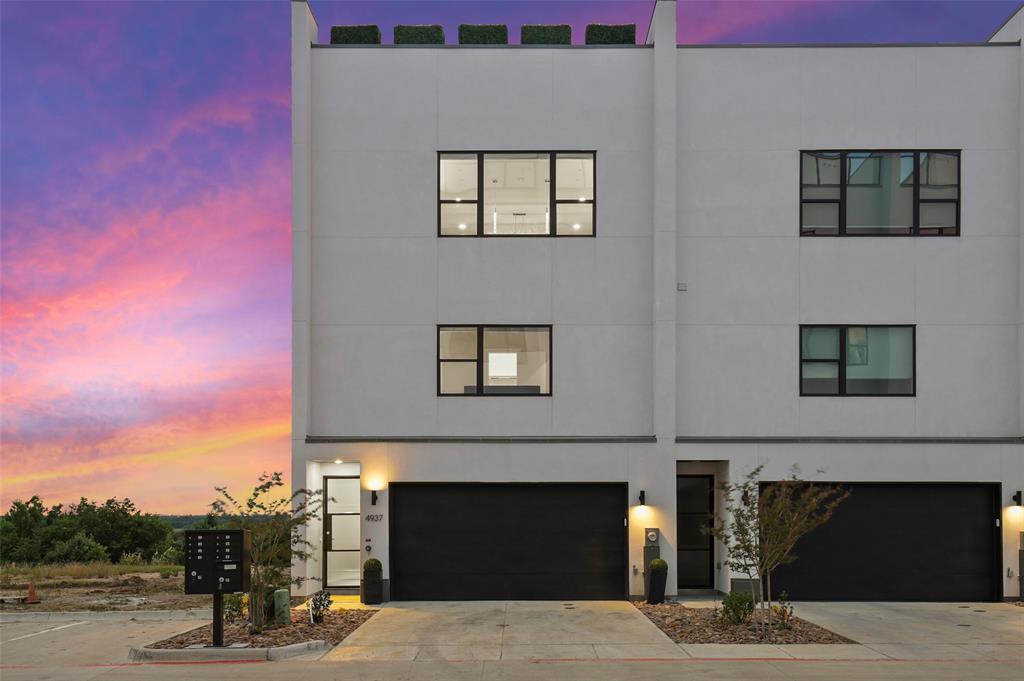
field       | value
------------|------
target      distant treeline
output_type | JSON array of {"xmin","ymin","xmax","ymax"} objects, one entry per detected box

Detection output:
[{"xmin": 0, "ymin": 497, "xmax": 226, "ymax": 565}]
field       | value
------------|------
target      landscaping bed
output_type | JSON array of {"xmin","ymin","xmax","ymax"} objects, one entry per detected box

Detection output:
[
  {"xmin": 635, "ymin": 601, "xmax": 853, "ymax": 644},
  {"xmin": 148, "ymin": 608, "xmax": 375, "ymax": 649}
]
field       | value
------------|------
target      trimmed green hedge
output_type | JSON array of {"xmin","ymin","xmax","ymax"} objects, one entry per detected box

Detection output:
[
  {"xmin": 521, "ymin": 24, "xmax": 571, "ymax": 45},
  {"xmin": 330, "ymin": 25, "xmax": 381, "ymax": 45},
  {"xmin": 584, "ymin": 23, "xmax": 636, "ymax": 45},
  {"xmin": 394, "ymin": 24, "xmax": 445, "ymax": 45},
  {"xmin": 459, "ymin": 24, "xmax": 508, "ymax": 45}
]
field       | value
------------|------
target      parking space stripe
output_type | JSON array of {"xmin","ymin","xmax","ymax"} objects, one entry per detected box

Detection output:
[{"xmin": 1, "ymin": 621, "xmax": 86, "ymax": 643}]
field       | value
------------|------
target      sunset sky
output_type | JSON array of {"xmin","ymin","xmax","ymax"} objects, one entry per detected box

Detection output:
[{"xmin": 1, "ymin": 0, "xmax": 1020, "ymax": 514}]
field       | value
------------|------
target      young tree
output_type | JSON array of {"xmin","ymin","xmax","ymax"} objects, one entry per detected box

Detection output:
[
  {"xmin": 708, "ymin": 465, "xmax": 848, "ymax": 639},
  {"xmin": 211, "ymin": 472, "xmax": 323, "ymax": 632}
]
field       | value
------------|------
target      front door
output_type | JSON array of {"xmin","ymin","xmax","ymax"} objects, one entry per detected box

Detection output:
[
  {"xmin": 677, "ymin": 475, "xmax": 714, "ymax": 588},
  {"xmin": 322, "ymin": 475, "xmax": 361, "ymax": 590}
]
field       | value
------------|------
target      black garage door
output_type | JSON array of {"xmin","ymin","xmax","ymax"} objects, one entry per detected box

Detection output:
[
  {"xmin": 770, "ymin": 483, "xmax": 1001, "ymax": 602},
  {"xmin": 389, "ymin": 483, "xmax": 627, "ymax": 600}
]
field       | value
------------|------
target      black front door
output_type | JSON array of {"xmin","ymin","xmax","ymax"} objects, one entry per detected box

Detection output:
[
  {"xmin": 677, "ymin": 475, "xmax": 714, "ymax": 588},
  {"xmin": 389, "ymin": 483, "xmax": 627, "ymax": 600}
]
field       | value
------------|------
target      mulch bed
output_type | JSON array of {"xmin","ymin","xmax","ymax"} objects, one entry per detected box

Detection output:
[
  {"xmin": 635, "ymin": 601, "xmax": 853, "ymax": 644},
  {"xmin": 149, "ymin": 609, "xmax": 375, "ymax": 649}
]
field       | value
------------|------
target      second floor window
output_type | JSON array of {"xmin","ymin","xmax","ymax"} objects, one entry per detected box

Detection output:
[
  {"xmin": 439, "ymin": 152, "xmax": 595, "ymax": 237},
  {"xmin": 801, "ymin": 150, "xmax": 959, "ymax": 236},
  {"xmin": 800, "ymin": 325, "xmax": 915, "ymax": 396},
  {"xmin": 438, "ymin": 325, "xmax": 551, "ymax": 395}
]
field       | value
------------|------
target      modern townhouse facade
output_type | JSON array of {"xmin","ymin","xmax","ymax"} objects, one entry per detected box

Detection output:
[{"xmin": 291, "ymin": 0, "xmax": 1024, "ymax": 602}]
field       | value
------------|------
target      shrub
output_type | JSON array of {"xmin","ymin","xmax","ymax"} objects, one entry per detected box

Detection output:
[
  {"xmin": 308, "ymin": 590, "xmax": 332, "ymax": 624},
  {"xmin": 330, "ymin": 25, "xmax": 381, "ymax": 45},
  {"xmin": 721, "ymin": 590, "xmax": 756, "ymax": 625},
  {"xmin": 458, "ymin": 24, "xmax": 508, "ymax": 45},
  {"xmin": 584, "ymin": 24, "xmax": 636, "ymax": 45},
  {"xmin": 648, "ymin": 558, "xmax": 668, "ymax": 574},
  {"xmin": 120, "ymin": 550, "xmax": 145, "ymax": 566},
  {"xmin": 363, "ymin": 558, "xmax": 382, "ymax": 573},
  {"xmin": 44, "ymin": 532, "xmax": 108, "ymax": 564},
  {"xmin": 521, "ymin": 24, "xmax": 571, "ymax": 45},
  {"xmin": 394, "ymin": 25, "xmax": 444, "ymax": 45},
  {"xmin": 224, "ymin": 593, "xmax": 246, "ymax": 622},
  {"xmin": 771, "ymin": 591, "xmax": 794, "ymax": 628}
]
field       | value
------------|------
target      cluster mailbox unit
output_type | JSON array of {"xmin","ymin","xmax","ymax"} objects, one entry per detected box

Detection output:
[{"xmin": 184, "ymin": 529, "xmax": 250, "ymax": 646}]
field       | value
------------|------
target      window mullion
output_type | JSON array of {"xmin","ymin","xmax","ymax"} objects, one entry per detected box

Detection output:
[
  {"xmin": 912, "ymin": 151, "xmax": 920, "ymax": 236},
  {"xmin": 838, "ymin": 326, "xmax": 847, "ymax": 396},
  {"xmin": 476, "ymin": 326, "xmax": 484, "ymax": 395},
  {"xmin": 839, "ymin": 152, "xmax": 847, "ymax": 237},
  {"xmin": 477, "ymin": 153, "xmax": 484, "ymax": 236},
  {"xmin": 549, "ymin": 153, "xmax": 556, "ymax": 237}
]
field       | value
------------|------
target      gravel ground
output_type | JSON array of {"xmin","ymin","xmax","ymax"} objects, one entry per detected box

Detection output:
[
  {"xmin": 635, "ymin": 601, "xmax": 853, "ymax": 644},
  {"xmin": 0, "ymin": 574, "xmax": 207, "ymax": 612},
  {"xmin": 149, "ymin": 608, "xmax": 376, "ymax": 649}
]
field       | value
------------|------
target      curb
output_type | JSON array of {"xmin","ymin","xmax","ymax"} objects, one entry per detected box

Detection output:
[
  {"xmin": 128, "ymin": 640, "xmax": 330, "ymax": 662},
  {"xmin": 0, "ymin": 609, "xmax": 212, "ymax": 623}
]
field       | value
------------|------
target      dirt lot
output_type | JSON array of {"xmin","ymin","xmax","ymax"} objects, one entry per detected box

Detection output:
[{"xmin": 0, "ymin": 571, "xmax": 208, "ymax": 611}]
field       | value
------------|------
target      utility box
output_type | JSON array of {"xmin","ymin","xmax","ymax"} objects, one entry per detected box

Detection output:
[{"xmin": 184, "ymin": 529, "xmax": 251, "ymax": 595}]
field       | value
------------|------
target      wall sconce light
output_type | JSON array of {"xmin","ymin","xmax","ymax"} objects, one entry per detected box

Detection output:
[
  {"xmin": 1013, "ymin": 490, "xmax": 1022, "ymax": 507},
  {"xmin": 371, "ymin": 490, "xmax": 379, "ymax": 506},
  {"xmin": 638, "ymin": 490, "xmax": 646, "ymax": 506}
]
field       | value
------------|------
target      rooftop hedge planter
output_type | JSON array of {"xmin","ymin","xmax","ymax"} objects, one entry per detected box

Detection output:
[
  {"xmin": 584, "ymin": 23, "xmax": 636, "ymax": 45},
  {"xmin": 330, "ymin": 24, "xmax": 381, "ymax": 45},
  {"xmin": 521, "ymin": 24, "xmax": 571, "ymax": 45},
  {"xmin": 394, "ymin": 24, "xmax": 445, "ymax": 45},
  {"xmin": 458, "ymin": 24, "xmax": 508, "ymax": 45}
]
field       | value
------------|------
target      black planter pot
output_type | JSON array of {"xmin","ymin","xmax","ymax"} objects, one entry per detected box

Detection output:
[
  {"xmin": 361, "ymin": 574, "xmax": 383, "ymax": 605},
  {"xmin": 646, "ymin": 569, "xmax": 667, "ymax": 604}
]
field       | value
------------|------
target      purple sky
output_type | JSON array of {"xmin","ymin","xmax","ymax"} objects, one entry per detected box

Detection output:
[{"xmin": 2, "ymin": 0, "xmax": 1021, "ymax": 512}]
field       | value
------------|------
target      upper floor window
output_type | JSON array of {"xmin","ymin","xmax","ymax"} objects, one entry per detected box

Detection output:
[
  {"xmin": 801, "ymin": 150, "xmax": 959, "ymax": 236},
  {"xmin": 439, "ymin": 152, "xmax": 595, "ymax": 237},
  {"xmin": 438, "ymin": 325, "xmax": 551, "ymax": 395},
  {"xmin": 800, "ymin": 325, "xmax": 915, "ymax": 396}
]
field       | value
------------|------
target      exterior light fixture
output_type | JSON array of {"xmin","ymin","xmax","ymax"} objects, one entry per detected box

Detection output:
[
  {"xmin": 578, "ymin": 196, "xmax": 586, "ymax": 202},
  {"xmin": 1013, "ymin": 490, "xmax": 1023, "ymax": 507},
  {"xmin": 458, "ymin": 223, "xmax": 467, "ymax": 231},
  {"xmin": 572, "ymin": 223, "xmax": 581, "ymax": 231},
  {"xmin": 638, "ymin": 490, "xmax": 646, "ymax": 506},
  {"xmin": 371, "ymin": 490, "xmax": 379, "ymax": 506},
  {"xmin": 334, "ymin": 459, "xmax": 343, "ymax": 465},
  {"xmin": 455, "ymin": 197, "xmax": 461, "ymax": 202}
]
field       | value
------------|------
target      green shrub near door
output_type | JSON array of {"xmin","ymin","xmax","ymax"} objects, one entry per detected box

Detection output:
[{"xmin": 362, "ymin": 558, "xmax": 383, "ymax": 604}]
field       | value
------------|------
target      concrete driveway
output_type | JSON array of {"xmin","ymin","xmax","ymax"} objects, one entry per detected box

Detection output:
[{"xmin": 322, "ymin": 601, "xmax": 685, "ymax": 661}]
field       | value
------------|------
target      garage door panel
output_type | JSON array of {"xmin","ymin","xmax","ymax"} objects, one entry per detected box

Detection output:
[
  {"xmin": 390, "ymin": 483, "xmax": 627, "ymax": 600},
  {"xmin": 769, "ymin": 483, "xmax": 999, "ymax": 602}
]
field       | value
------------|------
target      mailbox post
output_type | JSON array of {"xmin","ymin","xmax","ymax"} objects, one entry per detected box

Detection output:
[{"xmin": 184, "ymin": 529, "xmax": 251, "ymax": 647}]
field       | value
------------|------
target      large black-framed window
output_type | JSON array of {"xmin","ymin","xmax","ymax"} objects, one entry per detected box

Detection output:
[
  {"xmin": 801, "ymin": 150, "xmax": 959, "ymax": 236},
  {"xmin": 800, "ymin": 325, "xmax": 915, "ymax": 396},
  {"xmin": 438, "ymin": 151, "xmax": 595, "ymax": 237},
  {"xmin": 438, "ymin": 325, "xmax": 552, "ymax": 395}
]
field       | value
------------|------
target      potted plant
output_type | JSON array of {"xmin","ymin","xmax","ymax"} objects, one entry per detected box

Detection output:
[
  {"xmin": 308, "ymin": 590, "xmax": 332, "ymax": 624},
  {"xmin": 646, "ymin": 558, "xmax": 668, "ymax": 604},
  {"xmin": 361, "ymin": 558, "xmax": 383, "ymax": 604}
]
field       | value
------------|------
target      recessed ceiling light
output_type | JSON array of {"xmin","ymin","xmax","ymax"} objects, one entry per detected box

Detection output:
[
  {"xmin": 455, "ymin": 197, "xmax": 461, "ymax": 202},
  {"xmin": 334, "ymin": 459, "xmax": 343, "ymax": 465},
  {"xmin": 578, "ymin": 197, "xmax": 586, "ymax": 202},
  {"xmin": 572, "ymin": 223, "xmax": 581, "ymax": 231},
  {"xmin": 458, "ymin": 223, "xmax": 467, "ymax": 231}
]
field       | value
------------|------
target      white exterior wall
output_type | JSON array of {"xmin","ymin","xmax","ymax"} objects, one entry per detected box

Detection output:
[{"xmin": 293, "ymin": 0, "xmax": 1024, "ymax": 600}]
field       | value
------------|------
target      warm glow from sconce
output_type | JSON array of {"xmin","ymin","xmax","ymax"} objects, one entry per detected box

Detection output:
[
  {"xmin": 631, "ymin": 504, "xmax": 652, "ymax": 522},
  {"xmin": 1006, "ymin": 505, "xmax": 1024, "ymax": 525},
  {"xmin": 366, "ymin": 477, "xmax": 386, "ymax": 492}
]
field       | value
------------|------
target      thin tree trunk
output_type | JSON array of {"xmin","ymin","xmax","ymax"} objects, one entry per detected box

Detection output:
[{"xmin": 765, "ymin": 571, "xmax": 773, "ymax": 641}]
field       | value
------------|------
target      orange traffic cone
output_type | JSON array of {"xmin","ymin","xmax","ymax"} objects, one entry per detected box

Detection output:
[{"xmin": 25, "ymin": 579, "xmax": 40, "ymax": 604}]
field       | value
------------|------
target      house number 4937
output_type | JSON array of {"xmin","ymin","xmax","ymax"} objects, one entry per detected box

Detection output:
[{"xmin": 365, "ymin": 514, "xmax": 383, "ymax": 522}]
